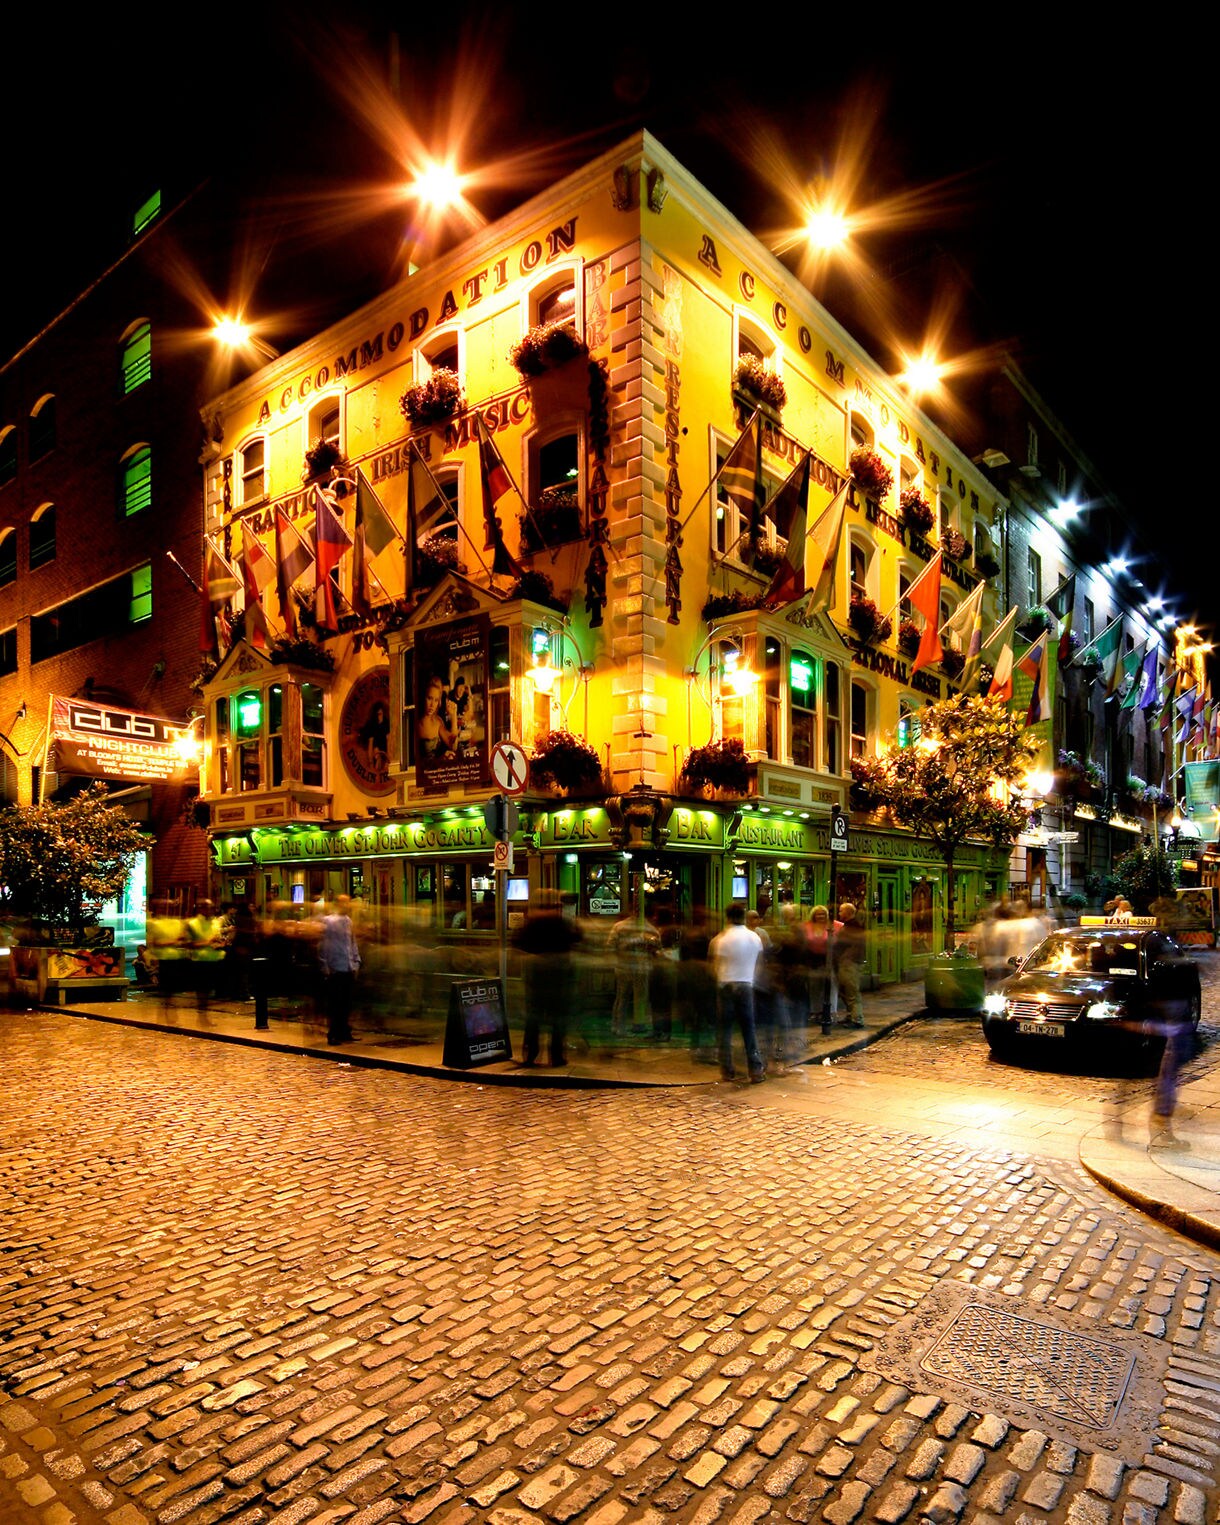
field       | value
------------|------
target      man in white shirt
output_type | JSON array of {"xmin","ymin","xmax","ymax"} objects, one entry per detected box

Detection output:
[{"xmin": 710, "ymin": 903, "xmax": 765, "ymax": 1082}]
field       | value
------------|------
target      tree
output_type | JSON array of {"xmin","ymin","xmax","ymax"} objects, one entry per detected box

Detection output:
[
  {"xmin": 1108, "ymin": 843, "xmax": 1178, "ymax": 912},
  {"xmin": 879, "ymin": 694, "xmax": 1040, "ymax": 952},
  {"xmin": 0, "ymin": 784, "xmax": 149, "ymax": 936}
]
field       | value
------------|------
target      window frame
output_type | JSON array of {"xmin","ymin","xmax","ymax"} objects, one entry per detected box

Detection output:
[
  {"xmin": 28, "ymin": 503, "xmax": 55, "ymax": 570},
  {"xmin": 0, "ymin": 528, "xmax": 16, "ymax": 587},
  {"xmin": 28, "ymin": 396, "xmax": 55, "ymax": 462},
  {"xmin": 120, "ymin": 444, "xmax": 152, "ymax": 517},
  {"xmin": 120, "ymin": 319, "xmax": 152, "ymax": 394},
  {"xmin": 238, "ymin": 437, "xmax": 267, "ymax": 508}
]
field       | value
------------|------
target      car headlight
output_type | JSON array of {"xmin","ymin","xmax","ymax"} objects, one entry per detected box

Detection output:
[
  {"xmin": 983, "ymin": 993, "xmax": 1009, "ymax": 1017},
  {"xmin": 1085, "ymin": 1001, "xmax": 1122, "ymax": 1022}
]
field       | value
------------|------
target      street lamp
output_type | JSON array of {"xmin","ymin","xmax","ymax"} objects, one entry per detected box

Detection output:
[
  {"xmin": 685, "ymin": 625, "xmax": 758, "ymax": 745},
  {"xmin": 529, "ymin": 619, "xmax": 593, "ymax": 732}
]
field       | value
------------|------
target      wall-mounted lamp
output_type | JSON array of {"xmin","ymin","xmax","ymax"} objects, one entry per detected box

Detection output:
[{"xmin": 15, "ymin": 700, "xmax": 26, "ymax": 722}]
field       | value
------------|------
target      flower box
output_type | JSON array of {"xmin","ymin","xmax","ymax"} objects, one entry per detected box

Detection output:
[
  {"xmin": 400, "ymin": 368, "xmax": 465, "ymax": 431},
  {"xmin": 849, "ymin": 446, "xmax": 893, "ymax": 502}
]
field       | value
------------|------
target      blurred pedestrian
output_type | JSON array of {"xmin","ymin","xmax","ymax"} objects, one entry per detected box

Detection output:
[
  {"xmin": 772, "ymin": 904, "xmax": 811, "ymax": 1066},
  {"xmin": 513, "ymin": 889, "xmax": 583, "ymax": 1066},
  {"xmin": 319, "ymin": 895, "xmax": 361, "ymax": 1044},
  {"xmin": 186, "ymin": 899, "xmax": 224, "ymax": 1016},
  {"xmin": 807, "ymin": 905, "xmax": 834, "ymax": 1034},
  {"xmin": 978, "ymin": 901, "xmax": 1013, "ymax": 989},
  {"xmin": 608, "ymin": 911, "xmax": 660, "ymax": 1037},
  {"xmin": 678, "ymin": 910, "xmax": 717, "ymax": 1061},
  {"xmin": 831, "ymin": 901, "xmax": 866, "ymax": 1028},
  {"xmin": 710, "ymin": 903, "xmax": 765, "ymax": 1082}
]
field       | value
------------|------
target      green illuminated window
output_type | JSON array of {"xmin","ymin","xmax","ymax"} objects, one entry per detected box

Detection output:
[
  {"xmin": 132, "ymin": 190, "xmax": 161, "ymax": 236},
  {"xmin": 235, "ymin": 689, "xmax": 263, "ymax": 736},
  {"xmin": 120, "ymin": 322, "xmax": 152, "ymax": 393},
  {"xmin": 128, "ymin": 563, "xmax": 152, "ymax": 623},
  {"xmin": 122, "ymin": 445, "xmax": 152, "ymax": 516},
  {"xmin": 790, "ymin": 648, "xmax": 815, "ymax": 769}
]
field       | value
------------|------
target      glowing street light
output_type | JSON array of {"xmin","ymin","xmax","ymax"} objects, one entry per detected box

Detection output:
[
  {"xmin": 804, "ymin": 207, "xmax": 851, "ymax": 250},
  {"xmin": 899, "ymin": 353, "xmax": 942, "ymax": 396},
  {"xmin": 409, "ymin": 159, "xmax": 466, "ymax": 212},
  {"xmin": 213, "ymin": 315, "xmax": 251, "ymax": 348}
]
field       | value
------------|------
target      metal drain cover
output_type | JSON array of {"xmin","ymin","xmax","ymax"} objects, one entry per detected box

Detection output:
[
  {"xmin": 863, "ymin": 1283, "xmax": 1169, "ymax": 1459},
  {"xmin": 921, "ymin": 1301, "xmax": 1134, "ymax": 1428}
]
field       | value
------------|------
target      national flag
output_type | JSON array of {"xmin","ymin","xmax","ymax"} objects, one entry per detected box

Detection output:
[
  {"xmin": 719, "ymin": 413, "xmax": 764, "ymax": 565},
  {"xmin": 407, "ymin": 445, "xmax": 456, "ymax": 592},
  {"xmin": 1109, "ymin": 643, "xmax": 1144, "ymax": 705},
  {"xmin": 940, "ymin": 578, "xmax": 985, "ymax": 646},
  {"xmin": 476, "ymin": 417, "xmax": 523, "ymax": 579},
  {"xmin": 201, "ymin": 538, "xmax": 240, "ymax": 658},
  {"xmin": 240, "ymin": 526, "xmax": 276, "ymax": 651},
  {"xmin": 314, "ymin": 485, "xmax": 353, "ymax": 631},
  {"xmin": 1017, "ymin": 633, "xmax": 1050, "ymax": 725},
  {"xmin": 351, "ymin": 472, "xmax": 397, "ymax": 616},
  {"xmin": 799, "ymin": 484, "xmax": 849, "ymax": 619},
  {"xmin": 1175, "ymin": 686, "xmax": 1198, "ymax": 746},
  {"xmin": 983, "ymin": 605, "xmax": 1018, "ymax": 656},
  {"xmin": 988, "ymin": 640, "xmax": 1014, "ymax": 703},
  {"xmin": 1044, "ymin": 573, "xmax": 1077, "ymax": 664},
  {"xmin": 959, "ymin": 601, "xmax": 986, "ymax": 692},
  {"xmin": 1132, "ymin": 645, "xmax": 1160, "ymax": 712},
  {"xmin": 908, "ymin": 552, "xmax": 944, "ymax": 677},
  {"xmin": 275, "ymin": 505, "xmax": 314, "ymax": 638},
  {"xmin": 759, "ymin": 454, "xmax": 811, "ymax": 610}
]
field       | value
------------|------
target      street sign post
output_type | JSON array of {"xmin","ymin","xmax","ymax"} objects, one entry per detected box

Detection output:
[
  {"xmin": 490, "ymin": 741, "xmax": 529, "ymax": 796},
  {"xmin": 830, "ymin": 806, "xmax": 848, "ymax": 854}
]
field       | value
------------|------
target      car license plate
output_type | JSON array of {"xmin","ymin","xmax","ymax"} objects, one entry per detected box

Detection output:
[{"xmin": 1018, "ymin": 1021, "xmax": 1064, "ymax": 1037}]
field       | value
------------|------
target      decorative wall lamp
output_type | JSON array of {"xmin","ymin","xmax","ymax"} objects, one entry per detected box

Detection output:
[
  {"xmin": 685, "ymin": 624, "xmax": 758, "ymax": 745},
  {"xmin": 530, "ymin": 619, "xmax": 594, "ymax": 732}
]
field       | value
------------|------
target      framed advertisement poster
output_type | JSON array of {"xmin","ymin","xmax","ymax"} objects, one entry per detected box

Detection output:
[{"xmin": 414, "ymin": 614, "xmax": 491, "ymax": 791}]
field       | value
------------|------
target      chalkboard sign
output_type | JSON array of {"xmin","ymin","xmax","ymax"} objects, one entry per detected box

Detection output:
[{"xmin": 443, "ymin": 977, "xmax": 512, "ymax": 1068}]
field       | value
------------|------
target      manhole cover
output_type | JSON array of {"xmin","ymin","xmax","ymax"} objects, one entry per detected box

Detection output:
[
  {"xmin": 921, "ymin": 1301, "xmax": 1134, "ymax": 1428},
  {"xmin": 863, "ymin": 1282, "xmax": 1169, "ymax": 1459}
]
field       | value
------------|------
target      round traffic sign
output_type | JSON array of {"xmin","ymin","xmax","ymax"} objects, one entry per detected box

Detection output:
[{"xmin": 491, "ymin": 741, "xmax": 529, "ymax": 796}]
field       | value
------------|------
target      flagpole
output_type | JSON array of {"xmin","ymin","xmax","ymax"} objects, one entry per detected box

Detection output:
[
  {"xmin": 166, "ymin": 550, "xmax": 202, "ymax": 595},
  {"xmin": 881, "ymin": 550, "xmax": 940, "ymax": 628},
  {"xmin": 474, "ymin": 417, "xmax": 556, "ymax": 565},
  {"xmin": 407, "ymin": 439, "xmax": 497, "ymax": 583},
  {"xmin": 678, "ymin": 407, "xmax": 762, "ymax": 536}
]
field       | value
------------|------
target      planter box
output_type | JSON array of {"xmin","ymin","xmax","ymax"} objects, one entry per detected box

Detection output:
[{"xmin": 924, "ymin": 954, "xmax": 985, "ymax": 1013}]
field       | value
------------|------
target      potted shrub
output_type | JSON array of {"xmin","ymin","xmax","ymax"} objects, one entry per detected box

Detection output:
[
  {"xmin": 732, "ymin": 355, "xmax": 787, "ymax": 415},
  {"xmin": 1056, "ymin": 749, "xmax": 1104, "ymax": 801},
  {"xmin": 940, "ymin": 527, "xmax": 968, "ymax": 561},
  {"xmin": 849, "ymin": 445, "xmax": 893, "ymax": 502},
  {"xmin": 529, "ymin": 730, "xmax": 603, "ymax": 794},
  {"xmin": 897, "ymin": 618, "xmax": 921, "ymax": 658},
  {"xmin": 680, "ymin": 737, "xmax": 752, "ymax": 797},
  {"xmin": 510, "ymin": 322, "xmax": 589, "ymax": 378},
  {"xmin": 848, "ymin": 593, "xmax": 893, "ymax": 645},
  {"xmin": 519, "ymin": 486, "xmax": 582, "ymax": 553},
  {"xmin": 849, "ymin": 755, "xmax": 889, "ymax": 813},
  {"xmin": 400, "ymin": 367, "xmax": 465, "ymax": 431},
  {"xmin": 1020, "ymin": 605, "xmax": 1054, "ymax": 639},
  {"xmin": 416, "ymin": 533, "xmax": 465, "ymax": 588},
  {"xmin": 973, "ymin": 545, "xmax": 1000, "ymax": 579},
  {"xmin": 268, "ymin": 636, "xmax": 336, "ymax": 673},
  {"xmin": 898, "ymin": 488, "xmax": 934, "ymax": 535},
  {"xmin": 509, "ymin": 569, "xmax": 568, "ymax": 614}
]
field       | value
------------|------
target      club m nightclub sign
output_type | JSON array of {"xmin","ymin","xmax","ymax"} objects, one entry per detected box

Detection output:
[
  {"xmin": 47, "ymin": 698, "xmax": 195, "ymax": 784},
  {"xmin": 253, "ymin": 217, "xmax": 581, "ymax": 424}
]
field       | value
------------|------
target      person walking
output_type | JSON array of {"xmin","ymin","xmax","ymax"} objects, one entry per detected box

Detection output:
[
  {"xmin": 831, "ymin": 901, "xmax": 866, "ymax": 1028},
  {"xmin": 806, "ymin": 905, "xmax": 833, "ymax": 1034},
  {"xmin": 710, "ymin": 903, "xmax": 765, "ymax": 1083},
  {"xmin": 513, "ymin": 889, "xmax": 583, "ymax": 1066},
  {"xmin": 319, "ymin": 895, "xmax": 361, "ymax": 1044}
]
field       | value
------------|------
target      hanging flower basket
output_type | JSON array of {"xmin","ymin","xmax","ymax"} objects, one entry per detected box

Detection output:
[
  {"xmin": 940, "ymin": 528, "xmax": 968, "ymax": 561},
  {"xmin": 732, "ymin": 355, "xmax": 787, "ymax": 414},
  {"xmin": 898, "ymin": 488, "xmax": 934, "ymax": 535},
  {"xmin": 1019, "ymin": 606, "xmax": 1054, "ymax": 640},
  {"xmin": 416, "ymin": 533, "xmax": 466, "ymax": 588},
  {"xmin": 510, "ymin": 322, "xmax": 589, "ymax": 378},
  {"xmin": 748, "ymin": 540, "xmax": 785, "ymax": 577},
  {"xmin": 848, "ymin": 593, "xmax": 893, "ymax": 645},
  {"xmin": 941, "ymin": 649, "xmax": 965, "ymax": 680},
  {"xmin": 268, "ymin": 636, "xmax": 335, "ymax": 673},
  {"xmin": 302, "ymin": 438, "xmax": 351, "ymax": 487},
  {"xmin": 680, "ymin": 737, "xmax": 752, "ymax": 797},
  {"xmin": 400, "ymin": 368, "xmax": 465, "ymax": 431},
  {"xmin": 973, "ymin": 548, "xmax": 1000, "ymax": 579},
  {"xmin": 518, "ymin": 486, "xmax": 582, "ymax": 553},
  {"xmin": 701, "ymin": 590, "xmax": 765, "ymax": 622},
  {"xmin": 849, "ymin": 446, "xmax": 893, "ymax": 502},
  {"xmin": 529, "ymin": 730, "xmax": 603, "ymax": 794},
  {"xmin": 897, "ymin": 619, "xmax": 921, "ymax": 658},
  {"xmin": 508, "ymin": 569, "xmax": 568, "ymax": 614},
  {"xmin": 849, "ymin": 755, "xmax": 889, "ymax": 813},
  {"xmin": 1056, "ymin": 750, "xmax": 1105, "ymax": 801}
]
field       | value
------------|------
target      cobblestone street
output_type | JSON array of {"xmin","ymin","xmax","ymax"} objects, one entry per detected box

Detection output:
[{"xmin": 2, "ymin": 1009, "xmax": 1218, "ymax": 1525}]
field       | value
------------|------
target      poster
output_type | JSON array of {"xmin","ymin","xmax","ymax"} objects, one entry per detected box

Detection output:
[
  {"xmin": 414, "ymin": 614, "xmax": 490, "ymax": 791},
  {"xmin": 46, "ymin": 697, "xmax": 194, "ymax": 784},
  {"xmin": 339, "ymin": 667, "xmax": 394, "ymax": 796},
  {"xmin": 442, "ymin": 977, "xmax": 512, "ymax": 1067}
]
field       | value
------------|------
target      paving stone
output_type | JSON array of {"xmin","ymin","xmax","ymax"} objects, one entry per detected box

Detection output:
[
  {"xmin": 1022, "ymin": 1471, "xmax": 1065, "ymax": 1511},
  {"xmin": 920, "ymin": 1481, "xmax": 968, "ymax": 1522},
  {"xmin": 873, "ymin": 1481, "xmax": 920, "ymax": 1522},
  {"xmin": 1127, "ymin": 1472, "xmax": 1170, "ymax": 1507},
  {"xmin": 1066, "ymin": 1495, "xmax": 1112, "ymax": 1525},
  {"xmin": 1087, "ymin": 1455, "xmax": 1126, "ymax": 1500},
  {"xmin": 905, "ymin": 1439, "xmax": 945, "ymax": 1480}
]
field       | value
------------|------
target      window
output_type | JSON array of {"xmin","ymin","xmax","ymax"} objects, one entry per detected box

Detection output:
[
  {"xmin": 714, "ymin": 440, "xmax": 779, "ymax": 559},
  {"xmin": 789, "ymin": 647, "xmax": 816, "ymax": 769},
  {"xmin": 302, "ymin": 683, "xmax": 325, "ymax": 786},
  {"xmin": 307, "ymin": 401, "xmax": 340, "ymax": 454},
  {"xmin": 1027, "ymin": 547, "xmax": 1042, "ymax": 607},
  {"xmin": 824, "ymin": 662, "xmax": 842, "ymax": 773},
  {"xmin": 0, "ymin": 626, "xmax": 16, "ymax": 677},
  {"xmin": 534, "ymin": 272, "xmax": 577, "ymax": 330},
  {"xmin": 0, "ymin": 426, "xmax": 16, "ymax": 485},
  {"xmin": 0, "ymin": 529, "xmax": 15, "ymax": 587},
  {"xmin": 736, "ymin": 312, "xmax": 776, "ymax": 365},
  {"xmin": 489, "ymin": 626, "xmax": 511, "ymax": 743},
  {"xmin": 897, "ymin": 698, "xmax": 919, "ymax": 750},
  {"xmin": 28, "ymin": 397, "xmax": 55, "ymax": 461},
  {"xmin": 850, "ymin": 681, "xmax": 870, "ymax": 759},
  {"xmin": 120, "ymin": 321, "xmax": 152, "ymax": 393},
  {"xmin": 234, "ymin": 687, "xmax": 263, "ymax": 791},
  {"xmin": 132, "ymin": 189, "xmax": 161, "ymax": 236},
  {"xmin": 898, "ymin": 568, "xmax": 913, "ymax": 622},
  {"xmin": 240, "ymin": 439, "xmax": 266, "ymax": 506},
  {"xmin": 419, "ymin": 330, "xmax": 461, "ymax": 377},
  {"xmin": 29, "ymin": 504, "xmax": 55, "ymax": 569},
  {"xmin": 30, "ymin": 563, "xmax": 152, "ymax": 662},
  {"xmin": 1083, "ymin": 598, "xmax": 1095, "ymax": 644},
  {"xmin": 1026, "ymin": 422, "xmax": 1039, "ymax": 469},
  {"xmin": 537, "ymin": 432, "xmax": 579, "ymax": 495},
  {"xmin": 121, "ymin": 445, "xmax": 152, "ymax": 516}
]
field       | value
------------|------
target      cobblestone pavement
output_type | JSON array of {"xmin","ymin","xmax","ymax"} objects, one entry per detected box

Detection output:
[{"xmin": 2, "ymin": 1010, "xmax": 1219, "ymax": 1525}]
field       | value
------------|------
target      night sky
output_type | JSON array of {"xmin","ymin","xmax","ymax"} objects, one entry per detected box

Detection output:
[{"xmin": 4, "ymin": 6, "xmax": 1205, "ymax": 637}]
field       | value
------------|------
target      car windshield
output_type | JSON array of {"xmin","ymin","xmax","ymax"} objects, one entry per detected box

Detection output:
[{"xmin": 1020, "ymin": 932, "xmax": 1144, "ymax": 977}]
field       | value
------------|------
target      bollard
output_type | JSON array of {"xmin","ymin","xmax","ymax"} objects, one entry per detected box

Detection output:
[{"xmin": 252, "ymin": 956, "xmax": 270, "ymax": 1030}]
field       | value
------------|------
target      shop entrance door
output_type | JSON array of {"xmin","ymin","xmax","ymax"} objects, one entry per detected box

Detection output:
[{"xmin": 875, "ymin": 872, "xmax": 900, "ymax": 983}]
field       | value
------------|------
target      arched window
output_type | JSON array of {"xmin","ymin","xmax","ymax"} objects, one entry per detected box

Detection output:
[
  {"xmin": 418, "ymin": 328, "xmax": 462, "ymax": 378},
  {"xmin": 736, "ymin": 312, "xmax": 777, "ymax": 364},
  {"xmin": 120, "ymin": 320, "xmax": 152, "ymax": 393},
  {"xmin": 848, "ymin": 536, "xmax": 872, "ymax": 601},
  {"xmin": 308, "ymin": 400, "xmax": 340, "ymax": 451},
  {"xmin": 28, "ymin": 396, "xmax": 55, "ymax": 461},
  {"xmin": 850, "ymin": 680, "xmax": 872, "ymax": 759},
  {"xmin": 0, "ymin": 528, "xmax": 16, "ymax": 587},
  {"xmin": 0, "ymin": 426, "xmax": 17, "ymax": 486},
  {"xmin": 239, "ymin": 439, "xmax": 266, "ymax": 506},
  {"xmin": 120, "ymin": 445, "xmax": 152, "ymax": 516},
  {"xmin": 532, "ymin": 268, "xmax": 579, "ymax": 330},
  {"xmin": 29, "ymin": 503, "xmax": 55, "ymax": 569}
]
